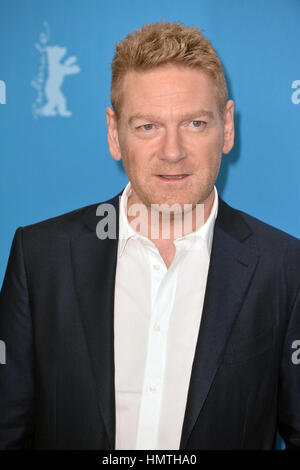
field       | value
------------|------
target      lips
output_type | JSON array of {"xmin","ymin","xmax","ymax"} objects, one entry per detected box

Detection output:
[
  {"xmin": 160, "ymin": 174, "xmax": 187, "ymax": 178},
  {"xmin": 156, "ymin": 174, "xmax": 190, "ymax": 181}
]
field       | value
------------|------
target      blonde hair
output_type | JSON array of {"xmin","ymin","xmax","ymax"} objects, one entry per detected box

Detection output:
[{"xmin": 110, "ymin": 21, "xmax": 228, "ymax": 120}]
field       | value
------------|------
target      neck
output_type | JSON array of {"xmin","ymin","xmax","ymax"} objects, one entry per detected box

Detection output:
[{"xmin": 126, "ymin": 188, "xmax": 215, "ymax": 243}]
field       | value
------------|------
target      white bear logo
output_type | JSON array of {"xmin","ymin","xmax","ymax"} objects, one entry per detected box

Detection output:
[
  {"xmin": 39, "ymin": 45, "xmax": 80, "ymax": 117},
  {"xmin": 32, "ymin": 23, "xmax": 80, "ymax": 118}
]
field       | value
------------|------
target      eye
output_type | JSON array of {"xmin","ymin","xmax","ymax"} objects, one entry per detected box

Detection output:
[
  {"xmin": 190, "ymin": 120, "xmax": 205, "ymax": 128},
  {"xmin": 138, "ymin": 124, "xmax": 154, "ymax": 131}
]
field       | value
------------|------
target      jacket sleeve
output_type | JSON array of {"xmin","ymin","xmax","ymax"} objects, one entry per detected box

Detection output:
[
  {"xmin": 0, "ymin": 227, "xmax": 35, "ymax": 449},
  {"xmin": 277, "ymin": 240, "xmax": 300, "ymax": 450}
]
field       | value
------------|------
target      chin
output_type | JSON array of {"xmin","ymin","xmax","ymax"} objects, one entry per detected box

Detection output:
[{"xmin": 150, "ymin": 199, "xmax": 195, "ymax": 212}]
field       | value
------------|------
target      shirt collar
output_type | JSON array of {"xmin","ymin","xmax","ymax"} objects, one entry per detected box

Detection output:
[
  {"xmin": 118, "ymin": 182, "xmax": 139, "ymax": 257},
  {"xmin": 118, "ymin": 182, "xmax": 218, "ymax": 257}
]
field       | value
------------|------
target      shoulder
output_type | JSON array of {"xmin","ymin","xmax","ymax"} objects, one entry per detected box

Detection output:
[
  {"xmin": 219, "ymin": 197, "xmax": 300, "ymax": 249},
  {"xmin": 218, "ymin": 198, "xmax": 300, "ymax": 287},
  {"xmin": 19, "ymin": 192, "xmax": 121, "ymax": 246}
]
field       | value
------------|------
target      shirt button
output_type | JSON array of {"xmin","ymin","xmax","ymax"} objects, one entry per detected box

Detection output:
[
  {"xmin": 149, "ymin": 385, "xmax": 157, "ymax": 393},
  {"xmin": 153, "ymin": 264, "xmax": 160, "ymax": 271},
  {"xmin": 141, "ymin": 239, "xmax": 148, "ymax": 246},
  {"xmin": 154, "ymin": 323, "xmax": 160, "ymax": 332}
]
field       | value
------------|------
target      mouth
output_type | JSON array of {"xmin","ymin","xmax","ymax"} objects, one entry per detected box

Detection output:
[{"xmin": 156, "ymin": 174, "xmax": 190, "ymax": 182}]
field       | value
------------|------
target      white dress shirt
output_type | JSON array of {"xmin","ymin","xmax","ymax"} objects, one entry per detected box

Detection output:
[{"xmin": 114, "ymin": 182, "xmax": 218, "ymax": 450}]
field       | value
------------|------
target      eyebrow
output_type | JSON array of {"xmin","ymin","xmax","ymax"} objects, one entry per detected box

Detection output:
[{"xmin": 128, "ymin": 109, "xmax": 215, "ymax": 126}]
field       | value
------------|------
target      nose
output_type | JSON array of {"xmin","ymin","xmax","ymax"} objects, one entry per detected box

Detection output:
[{"xmin": 159, "ymin": 127, "xmax": 186, "ymax": 163}]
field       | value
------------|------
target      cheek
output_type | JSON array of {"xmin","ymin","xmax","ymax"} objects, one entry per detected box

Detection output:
[
  {"xmin": 185, "ymin": 127, "xmax": 223, "ymax": 152},
  {"xmin": 123, "ymin": 139, "xmax": 155, "ymax": 171},
  {"xmin": 200, "ymin": 133, "xmax": 224, "ymax": 164},
  {"xmin": 191, "ymin": 139, "xmax": 222, "ymax": 167},
  {"xmin": 119, "ymin": 142, "xmax": 147, "ymax": 181}
]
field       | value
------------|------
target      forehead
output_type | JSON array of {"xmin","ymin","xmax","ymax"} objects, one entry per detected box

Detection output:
[{"xmin": 119, "ymin": 65, "xmax": 219, "ymax": 119}]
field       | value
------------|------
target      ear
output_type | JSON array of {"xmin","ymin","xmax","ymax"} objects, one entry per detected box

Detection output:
[
  {"xmin": 106, "ymin": 106, "xmax": 122, "ymax": 161},
  {"xmin": 222, "ymin": 100, "xmax": 234, "ymax": 154}
]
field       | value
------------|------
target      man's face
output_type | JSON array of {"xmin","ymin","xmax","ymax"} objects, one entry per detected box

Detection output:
[{"xmin": 106, "ymin": 64, "xmax": 234, "ymax": 211}]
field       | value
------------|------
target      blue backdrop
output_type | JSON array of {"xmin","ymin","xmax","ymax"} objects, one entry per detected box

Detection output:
[{"xmin": 0, "ymin": 0, "xmax": 299, "ymax": 449}]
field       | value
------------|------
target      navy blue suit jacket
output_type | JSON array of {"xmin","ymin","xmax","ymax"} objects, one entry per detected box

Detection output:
[{"xmin": 0, "ymin": 193, "xmax": 300, "ymax": 449}]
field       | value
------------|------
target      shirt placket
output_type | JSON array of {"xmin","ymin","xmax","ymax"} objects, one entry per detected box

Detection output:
[{"xmin": 135, "ymin": 244, "xmax": 178, "ymax": 450}]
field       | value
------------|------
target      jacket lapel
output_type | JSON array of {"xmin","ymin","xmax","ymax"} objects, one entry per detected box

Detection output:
[
  {"xmin": 180, "ymin": 198, "xmax": 260, "ymax": 449},
  {"xmin": 69, "ymin": 193, "xmax": 121, "ymax": 449}
]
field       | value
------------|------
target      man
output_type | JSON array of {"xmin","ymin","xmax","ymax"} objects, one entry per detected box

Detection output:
[{"xmin": 0, "ymin": 21, "xmax": 299, "ymax": 450}]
